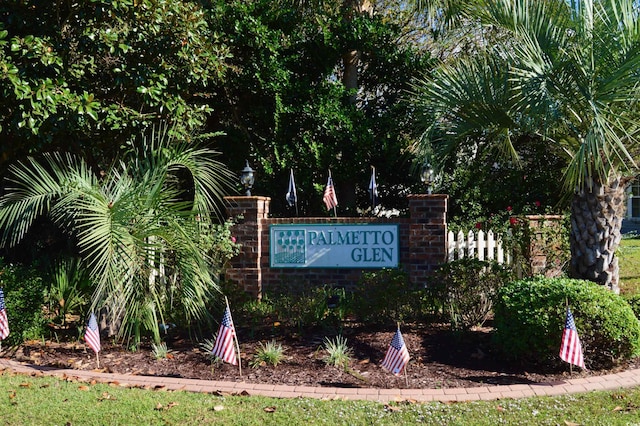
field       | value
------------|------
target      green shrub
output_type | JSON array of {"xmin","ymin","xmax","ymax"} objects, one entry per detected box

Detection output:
[
  {"xmin": 45, "ymin": 258, "xmax": 93, "ymax": 327},
  {"xmin": 0, "ymin": 259, "xmax": 48, "ymax": 346},
  {"xmin": 623, "ymin": 293, "xmax": 640, "ymax": 320},
  {"xmin": 353, "ymin": 269, "xmax": 422, "ymax": 325},
  {"xmin": 494, "ymin": 277, "xmax": 640, "ymax": 369},
  {"xmin": 261, "ymin": 285, "xmax": 352, "ymax": 332},
  {"xmin": 432, "ymin": 259, "xmax": 513, "ymax": 331}
]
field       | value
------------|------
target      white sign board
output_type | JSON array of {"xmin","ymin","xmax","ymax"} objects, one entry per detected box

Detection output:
[{"xmin": 270, "ymin": 224, "xmax": 399, "ymax": 268}]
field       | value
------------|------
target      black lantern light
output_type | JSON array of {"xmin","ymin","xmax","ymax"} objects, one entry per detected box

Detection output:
[
  {"xmin": 420, "ymin": 162, "xmax": 435, "ymax": 194},
  {"xmin": 240, "ymin": 160, "xmax": 255, "ymax": 196}
]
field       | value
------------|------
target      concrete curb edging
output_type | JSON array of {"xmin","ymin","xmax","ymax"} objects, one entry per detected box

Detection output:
[{"xmin": 1, "ymin": 358, "xmax": 638, "ymax": 403}]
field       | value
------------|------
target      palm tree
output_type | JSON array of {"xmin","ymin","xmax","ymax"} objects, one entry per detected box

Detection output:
[
  {"xmin": 0, "ymin": 125, "xmax": 235, "ymax": 343},
  {"xmin": 411, "ymin": 0, "xmax": 640, "ymax": 292}
]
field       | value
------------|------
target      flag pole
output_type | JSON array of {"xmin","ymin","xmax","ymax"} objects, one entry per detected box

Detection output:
[
  {"xmin": 96, "ymin": 351, "xmax": 100, "ymax": 369},
  {"xmin": 226, "ymin": 296, "xmax": 242, "ymax": 377},
  {"xmin": 399, "ymin": 322, "xmax": 409, "ymax": 387},
  {"xmin": 565, "ymin": 297, "xmax": 572, "ymax": 376},
  {"xmin": 294, "ymin": 169, "xmax": 299, "ymax": 217},
  {"xmin": 290, "ymin": 168, "xmax": 298, "ymax": 217},
  {"xmin": 370, "ymin": 165, "xmax": 376, "ymax": 213},
  {"xmin": 329, "ymin": 169, "xmax": 337, "ymax": 217}
]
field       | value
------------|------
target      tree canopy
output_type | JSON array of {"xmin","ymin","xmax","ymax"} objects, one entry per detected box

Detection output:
[{"xmin": 0, "ymin": 0, "xmax": 231, "ymax": 173}]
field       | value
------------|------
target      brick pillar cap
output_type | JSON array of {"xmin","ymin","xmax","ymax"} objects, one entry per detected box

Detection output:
[
  {"xmin": 225, "ymin": 196, "xmax": 272, "ymax": 203},
  {"xmin": 407, "ymin": 194, "xmax": 449, "ymax": 200}
]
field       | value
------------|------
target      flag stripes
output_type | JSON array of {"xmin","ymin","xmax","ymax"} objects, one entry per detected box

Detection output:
[
  {"xmin": 323, "ymin": 175, "xmax": 338, "ymax": 210},
  {"xmin": 84, "ymin": 312, "xmax": 101, "ymax": 354},
  {"xmin": 559, "ymin": 308, "xmax": 585, "ymax": 369},
  {"xmin": 212, "ymin": 306, "xmax": 237, "ymax": 365},
  {"xmin": 381, "ymin": 327, "xmax": 410, "ymax": 376},
  {"xmin": 0, "ymin": 288, "xmax": 9, "ymax": 340}
]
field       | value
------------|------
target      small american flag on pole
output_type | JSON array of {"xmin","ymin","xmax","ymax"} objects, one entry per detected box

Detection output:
[
  {"xmin": 0, "ymin": 288, "xmax": 9, "ymax": 340},
  {"xmin": 212, "ymin": 305, "xmax": 237, "ymax": 365},
  {"xmin": 559, "ymin": 307, "xmax": 585, "ymax": 369},
  {"xmin": 84, "ymin": 312, "xmax": 101, "ymax": 354},
  {"xmin": 381, "ymin": 327, "xmax": 410, "ymax": 376},
  {"xmin": 323, "ymin": 174, "xmax": 338, "ymax": 211}
]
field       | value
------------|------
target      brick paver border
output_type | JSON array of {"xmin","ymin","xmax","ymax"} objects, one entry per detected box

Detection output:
[{"xmin": 1, "ymin": 358, "xmax": 638, "ymax": 403}]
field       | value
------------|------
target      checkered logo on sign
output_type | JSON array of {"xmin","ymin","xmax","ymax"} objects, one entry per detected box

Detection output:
[{"xmin": 273, "ymin": 229, "xmax": 306, "ymax": 264}]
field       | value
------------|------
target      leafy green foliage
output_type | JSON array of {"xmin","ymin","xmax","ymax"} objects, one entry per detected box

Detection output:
[
  {"xmin": 442, "ymin": 137, "xmax": 569, "ymax": 230},
  {"xmin": 45, "ymin": 258, "xmax": 93, "ymax": 327},
  {"xmin": 0, "ymin": 259, "xmax": 48, "ymax": 345},
  {"xmin": 353, "ymin": 269, "xmax": 427, "ymax": 325},
  {"xmin": 0, "ymin": 0, "xmax": 231, "ymax": 174},
  {"xmin": 208, "ymin": 1, "xmax": 432, "ymax": 215},
  {"xmin": 494, "ymin": 277, "xmax": 640, "ymax": 369},
  {"xmin": 251, "ymin": 285, "xmax": 353, "ymax": 332},
  {"xmin": 623, "ymin": 294, "xmax": 640, "ymax": 321},
  {"xmin": 432, "ymin": 259, "xmax": 513, "ymax": 331}
]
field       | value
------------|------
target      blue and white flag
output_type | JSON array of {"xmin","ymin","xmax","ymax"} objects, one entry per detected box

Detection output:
[
  {"xmin": 286, "ymin": 169, "xmax": 297, "ymax": 207},
  {"xmin": 368, "ymin": 166, "xmax": 378, "ymax": 209}
]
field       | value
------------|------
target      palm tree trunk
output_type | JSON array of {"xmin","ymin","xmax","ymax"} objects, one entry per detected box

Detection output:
[{"xmin": 570, "ymin": 176, "xmax": 626, "ymax": 293}]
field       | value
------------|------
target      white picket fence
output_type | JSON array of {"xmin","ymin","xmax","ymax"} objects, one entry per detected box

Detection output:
[{"xmin": 447, "ymin": 230, "xmax": 511, "ymax": 264}]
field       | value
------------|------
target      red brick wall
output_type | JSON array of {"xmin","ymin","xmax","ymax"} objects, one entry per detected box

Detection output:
[{"xmin": 224, "ymin": 194, "xmax": 448, "ymax": 298}]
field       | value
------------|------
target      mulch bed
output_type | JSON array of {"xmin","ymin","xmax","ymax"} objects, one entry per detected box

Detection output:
[{"xmin": 2, "ymin": 322, "xmax": 636, "ymax": 389}]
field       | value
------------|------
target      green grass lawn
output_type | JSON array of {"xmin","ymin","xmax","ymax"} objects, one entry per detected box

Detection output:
[
  {"xmin": 619, "ymin": 236, "xmax": 640, "ymax": 295},
  {"xmin": 0, "ymin": 372, "xmax": 639, "ymax": 425}
]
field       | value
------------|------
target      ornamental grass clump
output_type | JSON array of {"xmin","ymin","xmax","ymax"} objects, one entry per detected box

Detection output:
[
  {"xmin": 250, "ymin": 340, "xmax": 285, "ymax": 368},
  {"xmin": 322, "ymin": 335, "xmax": 353, "ymax": 369},
  {"xmin": 151, "ymin": 342, "xmax": 173, "ymax": 360}
]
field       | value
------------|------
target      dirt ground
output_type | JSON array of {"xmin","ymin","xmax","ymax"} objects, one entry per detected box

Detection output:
[{"xmin": 2, "ymin": 322, "xmax": 636, "ymax": 389}]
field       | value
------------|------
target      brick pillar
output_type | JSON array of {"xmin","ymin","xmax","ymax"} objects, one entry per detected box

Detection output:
[
  {"xmin": 407, "ymin": 194, "xmax": 448, "ymax": 286},
  {"xmin": 224, "ymin": 196, "xmax": 271, "ymax": 298}
]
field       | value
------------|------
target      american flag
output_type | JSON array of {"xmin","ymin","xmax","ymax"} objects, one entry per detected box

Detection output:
[
  {"xmin": 0, "ymin": 288, "xmax": 9, "ymax": 340},
  {"xmin": 212, "ymin": 306, "xmax": 237, "ymax": 365},
  {"xmin": 84, "ymin": 312, "xmax": 101, "ymax": 354},
  {"xmin": 381, "ymin": 327, "xmax": 410, "ymax": 375},
  {"xmin": 323, "ymin": 175, "xmax": 338, "ymax": 210},
  {"xmin": 559, "ymin": 308, "xmax": 585, "ymax": 369}
]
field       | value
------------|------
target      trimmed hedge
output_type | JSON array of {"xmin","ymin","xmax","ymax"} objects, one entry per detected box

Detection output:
[{"xmin": 494, "ymin": 277, "xmax": 640, "ymax": 369}]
